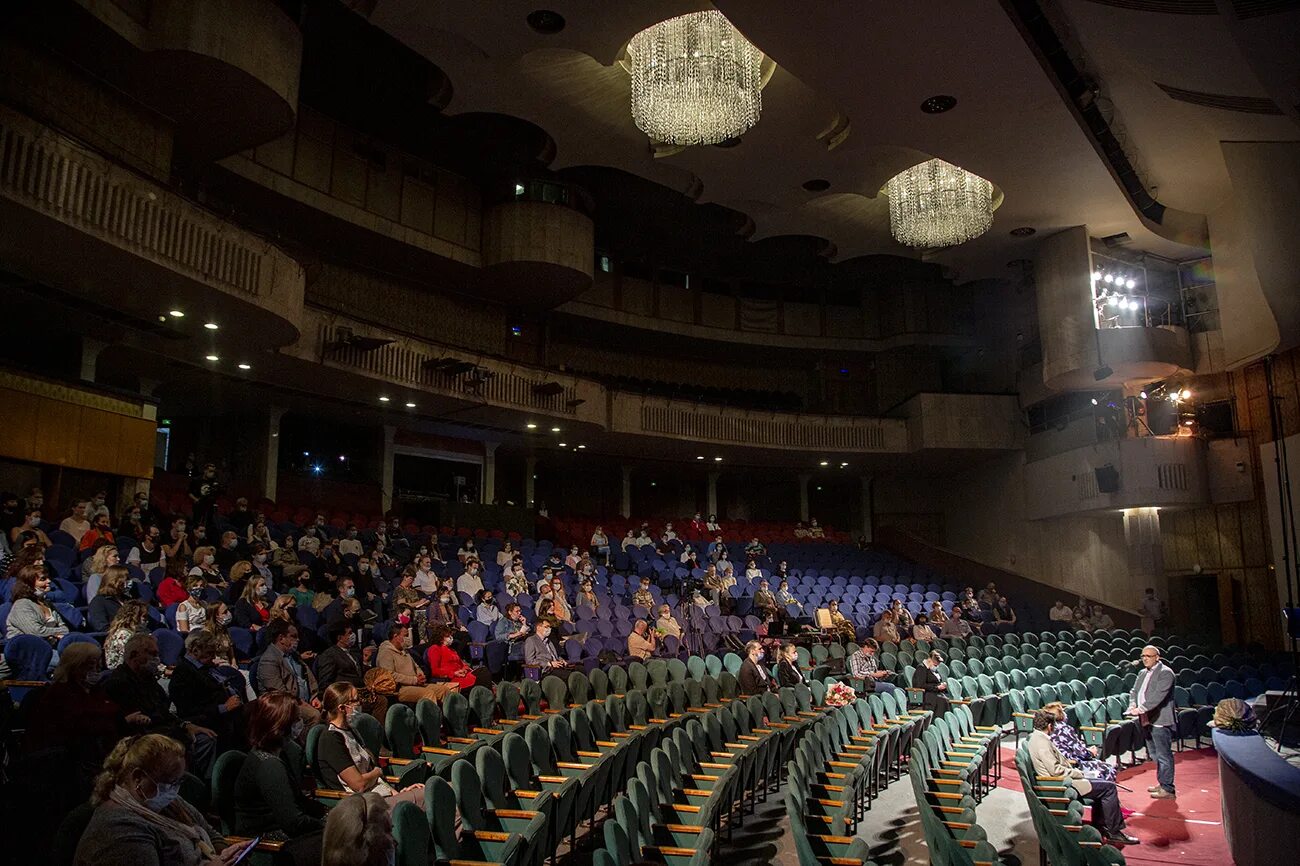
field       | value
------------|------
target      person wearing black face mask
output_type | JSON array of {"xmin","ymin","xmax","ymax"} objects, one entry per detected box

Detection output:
[
  {"xmin": 170, "ymin": 629, "xmax": 245, "ymax": 749},
  {"xmin": 316, "ymin": 621, "xmax": 385, "ymax": 721}
]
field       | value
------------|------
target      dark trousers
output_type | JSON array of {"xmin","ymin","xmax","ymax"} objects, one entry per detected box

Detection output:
[{"xmin": 1085, "ymin": 779, "xmax": 1125, "ymax": 834}]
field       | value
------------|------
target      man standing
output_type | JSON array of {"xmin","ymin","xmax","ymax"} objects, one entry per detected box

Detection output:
[
  {"xmin": 188, "ymin": 463, "xmax": 221, "ymax": 531},
  {"xmin": 1127, "ymin": 645, "xmax": 1176, "ymax": 799},
  {"xmin": 1139, "ymin": 588, "xmax": 1167, "ymax": 635}
]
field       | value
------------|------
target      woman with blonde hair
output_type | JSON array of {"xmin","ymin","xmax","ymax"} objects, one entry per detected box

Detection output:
[
  {"xmin": 188, "ymin": 545, "xmax": 221, "ymax": 583},
  {"xmin": 233, "ymin": 575, "xmax": 271, "ymax": 630},
  {"xmin": 25, "ymin": 641, "xmax": 119, "ymax": 761},
  {"xmin": 89, "ymin": 564, "xmax": 132, "ymax": 632},
  {"xmin": 928, "ymin": 600, "xmax": 948, "ymax": 626},
  {"xmin": 85, "ymin": 543, "xmax": 121, "ymax": 587},
  {"xmin": 74, "ymin": 733, "xmax": 243, "ymax": 866},
  {"xmin": 175, "ymin": 575, "xmax": 209, "ymax": 633},
  {"xmin": 105, "ymin": 600, "xmax": 152, "ymax": 669}
]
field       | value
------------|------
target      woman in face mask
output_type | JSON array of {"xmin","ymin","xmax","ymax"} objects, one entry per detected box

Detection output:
[
  {"xmin": 231, "ymin": 692, "xmax": 326, "ymax": 856},
  {"xmin": 425, "ymin": 624, "xmax": 485, "ymax": 690},
  {"xmin": 155, "ymin": 558, "xmax": 191, "ymax": 608},
  {"xmin": 104, "ymin": 600, "xmax": 152, "ymax": 669},
  {"xmin": 234, "ymin": 576, "xmax": 272, "ymax": 631},
  {"xmin": 75, "ymin": 733, "xmax": 246, "ymax": 866},
  {"xmin": 5, "ymin": 564, "xmax": 69, "ymax": 655},
  {"xmin": 88, "ymin": 564, "xmax": 132, "ymax": 632},
  {"xmin": 315, "ymin": 683, "xmax": 425, "ymax": 808},
  {"xmin": 24, "ymin": 641, "xmax": 119, "ymax": 762},
  {"xmin": 474, "ymin": 589, "xmax": 501, "ymax": 627},
  {"xmin": 188, "ymin": 545, "xmax": 222, "ymax": 583},
  {"xmin": 175, "ymin": 576, "xmax": 209, "ymax": 633}
]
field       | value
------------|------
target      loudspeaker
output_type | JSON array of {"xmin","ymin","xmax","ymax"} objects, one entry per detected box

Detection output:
[{"xmin": 1095, "ymin": 465, "xmax": 1120, "ymax": 493}]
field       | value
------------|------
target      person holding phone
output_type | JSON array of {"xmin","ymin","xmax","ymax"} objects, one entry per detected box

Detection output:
[{"xmin": 74, "ymin": 733, "xmax": 248, "ymax": 866}]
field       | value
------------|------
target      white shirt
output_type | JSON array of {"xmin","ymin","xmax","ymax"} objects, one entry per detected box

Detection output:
[
  {"xmin": 1049, "ymin": 604, "xmax": 1074, "ymax": 622},
  {"xmin": 413, "ymin": 568, "xmax": 438, "ymax": 593},
  {"xmin": 457, "ymin": 571, "xmax": 485, "ymax": 598}
]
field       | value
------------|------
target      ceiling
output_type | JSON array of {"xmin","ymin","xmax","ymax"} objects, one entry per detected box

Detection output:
[{"xmin": 351, "ymin": 0, "xmax": 1296, "ymax": 287}]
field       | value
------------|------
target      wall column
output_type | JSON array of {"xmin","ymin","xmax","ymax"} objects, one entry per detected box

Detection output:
[
  {"xmin": 80, "ymin": 337, "xmax": 108, "ymax": 383},
  {"xmin": 707, "ymin": 472, "xmax": 720, "ymax": 518},
  {"xmin": 482, "ymin": 441, "xmax": 500, "ymax": 505},
  {"xmin": 620, "ymin": 465, "xmax": 632, "ymax": 519},
  {"xmin": 798, "ymin": 473, "xmax": 811, "ymax": 522},
  {"xmin": 1122, "ymin": 507, "xmax": 1167, "ymax": 610},
  {"xmin": 860, "ymin": 475, "xmax": 874, "ymax": 543},
  {"xmin": 381, "ymin": 425, "xmax": 396, "ymax": 514},
  {"xmin": 261, "ymin": 407, "xmax": 287, "ymax": 503},
  {"xmin": 525, "ymin": 456, "xmax": 537, "ymax": 509}
]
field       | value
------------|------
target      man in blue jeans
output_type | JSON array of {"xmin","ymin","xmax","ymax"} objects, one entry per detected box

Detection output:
[
  {"xmin": 1127, "ymin": 645, "xmax": 1176, "ymax": 798},
  {"xmin": 848, "ymin": 639, "xmax": 898, "ymax": 695}
]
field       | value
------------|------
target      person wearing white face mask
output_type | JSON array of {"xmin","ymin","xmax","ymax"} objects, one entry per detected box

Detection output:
[
  {"xmin": 23, "ymin": 642, "xmax": 120, "ymax": 763},
  {"xmin": 738, "ymin": 640, "xmax": 774, "ymax": 695},
  {"xmin": 316, "ymin": 682, "xmax": 425, "ymax": 808},
  {"xmin": 74, "ymin": 733, "xmax": 245, "ymax": 866}
]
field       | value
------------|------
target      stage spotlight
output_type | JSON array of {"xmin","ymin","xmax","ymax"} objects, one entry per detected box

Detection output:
[
  {"xmin": 1091, "ymin": 398, "xmax": 1098, "ymax": 405},
  {"xmin": 1092, "ymin": 270, "xmax": 1101, "ymax": 281},
  {"xmin": 1125, "ymin": 279, "xmax": 1136, "ymax": 290},
  {"xmin": 1140, "ymin": 391, "xmax": 1148, "ymax": 399},
  {"xmin": 1181, "ymin": 389, "xmax": 1191, "ymax": 400},
  {"xmin": 1104, "ymin": 273, "xmax": 1115, "ymax": 284}
]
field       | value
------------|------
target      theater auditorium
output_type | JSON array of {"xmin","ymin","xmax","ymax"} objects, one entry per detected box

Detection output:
[{"xmin": 1, "ymin": 2, "xmax": 1298, "ymax": 865}]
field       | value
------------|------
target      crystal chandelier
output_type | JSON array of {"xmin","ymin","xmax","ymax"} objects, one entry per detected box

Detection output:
[
  {"xmin": 627, "ymin": 11, "xmax": 764, "ymax": 146},
  {"xmin": 883, "ymin": 158, "xmax": 994, "ymax": 248}
]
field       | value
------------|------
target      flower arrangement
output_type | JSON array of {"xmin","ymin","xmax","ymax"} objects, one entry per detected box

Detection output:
[{"xmin": 824, "ymin": 681, "xmax": 857, "ymax": 708}]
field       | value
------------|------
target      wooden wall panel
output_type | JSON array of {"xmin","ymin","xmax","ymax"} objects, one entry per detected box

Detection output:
[
  {"xmin": 0, "ymin": 385, "xmax": 154, "ymax": 478},
  {"xmin": 35, "ymin": 399, "xmax": 80, "ymax": 466},
  {"xmin": 0, "ymin": 389, "xmax": 38, "ymax": 461},
  {"xmin": 76, "ymin": 409, "xmax": 119, "ymax": 470}
]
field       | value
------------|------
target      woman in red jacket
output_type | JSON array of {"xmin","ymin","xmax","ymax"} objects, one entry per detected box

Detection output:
[
  {"xmin": 155, "ymin": 558, "xmax": 190, "ymax": 607},
  {"xmin": 425, "ymin": 623, "xmax": 477, "ymax": 690}
]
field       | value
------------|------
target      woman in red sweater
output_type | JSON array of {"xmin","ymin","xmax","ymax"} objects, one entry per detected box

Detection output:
[
  {"xmin": 425, "ymin": 623, "xmax": 477, "ymax": 690},
  {"xmin": 155, "ymin": 558, "xmax": 190, "ymax": 607}
]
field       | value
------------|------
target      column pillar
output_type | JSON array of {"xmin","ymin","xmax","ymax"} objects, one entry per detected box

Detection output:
[
  {"xmin": 860, "ymin": 475, "xmax": 874, "ymax": 543},
  {"xmin": 797, "ymin": 474, "xmax": 811, "ymax": 522},
  {"xmin": 1122, "ymin": 507, "xmax": 1166, "ymax": 614},
  {"xmin": 525, "ymin": 456, "xmax": 537, "ymax": 508},
  {"xmin": 381, "ymin": 425, "xmax": 396, "ymax": 514},
  {"xmin": 81, "ymin": 337, "xmax": 108, "ymax": 383},
  {"xmin": 261, "ymin": 407, "xmax": 287, "ymax": 504},
  {"xmin": 706, "ymin": 472, "xmax": 720, "ymax": 518},
  {"xmin": 482, "ymin": 441, "xmax": 500, "ymax": 505},
  {"xmin": 620, "ymin": 465, "xmax": 632, "ymax": 519}
]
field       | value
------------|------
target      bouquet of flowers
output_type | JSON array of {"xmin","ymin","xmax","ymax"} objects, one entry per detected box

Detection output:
[{"xmin": 824, "ymin": 681, "xmax": 857, "ymax": 707}]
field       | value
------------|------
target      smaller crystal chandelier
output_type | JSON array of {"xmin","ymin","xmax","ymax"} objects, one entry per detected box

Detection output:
[
  {"xmin": 627, "ymin": 10, "xmax": 764, "ymax": 146},
  {"xmin": 883, "ymin": 158, "xmax": 994, "ymax": 248}
]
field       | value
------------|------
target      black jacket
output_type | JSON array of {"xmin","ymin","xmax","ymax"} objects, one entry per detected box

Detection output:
[
  {"xmin": 103, "ymin": 665, "xmax": 180, "ymax": 730},
  {"xmin": 169, "ymin": 656, "xmax": 243, "ymax": 729},
  {"xmin": 776, "ymin": 659, "xmax": 804, "ymax": 688},
  {"xmin": 87, "ymin": 594, "xmax": 121, "ymax": 632},
  {"xmin": 315, "ymin": 644, "xmax": 366, "ymax": 695},
  {"xmin": 738, "ymin": 658, "xmax": 772, "ymax": 695},
  {"xmin": 911, "ymin": 663, "xmax": 950, "ymax": 714}
]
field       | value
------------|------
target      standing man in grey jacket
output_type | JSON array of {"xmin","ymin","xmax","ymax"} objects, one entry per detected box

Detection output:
[{"xmin": 1127, "ymin": 645, "xmax": 1176, "ymax": 798}]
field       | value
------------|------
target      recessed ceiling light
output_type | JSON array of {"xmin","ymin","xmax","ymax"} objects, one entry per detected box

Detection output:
[
  {"xmin": 237, "ymin": 363, "xmax": 251, "ymax": 370},
  {"xmin": 205, "ymin": 354, "xmax": 219, "ymax": 362},
  {"xmin": 558, "ymin": 442, "xmax": 567, "ymax": 447},
  {"xmin": 379, "ymin": 396, "xmax": 390, "ymax": 402},
  {"xmin": 577, "ymin": 444, "xmax": 586, "ymax": 449},
  {"xmin": 169, "ymin": 310, "xmax": 185, "ymax": 318},
  {"xmin": 802, "ymin": 178, "xmax": 831, "ymax": 192},
  {"xmin": 696, "ymin": 456, "xmax": 705, "ymax": 460},
  {"xmin": 1009, "ymin": 227, "xmax": 1036, "ymax": 237},
  {"xmin": 526, "ymin": 423, "xmax": 538, "ymax": 429},
  {"xmin": 405, "ymin": 402, "xmax": 416, "ymax": 408},
  {"xmin": 551, "ymin": 426, "xmax": 561, "ymax": 433},
  {"xmin": 526, "ymin": 9, "xmax": 565, "ymax": 34},
  {"xmin": 714, "ymin": 456, "xmax": 723, "ymax": 462},
  {"xmin": 920, "ymin": 94, "xmax": 957, "ymax": 114},
  {"xmin": 840, "ymin": 462, "xmax": 849, "ymax": 468},
  {"xmin": 819, "ymin": 460, "xmax": 829, "ymax": 466},
  {"xmin": 204, "ymin": 322, "xmax": 219, "ymax": 330}
]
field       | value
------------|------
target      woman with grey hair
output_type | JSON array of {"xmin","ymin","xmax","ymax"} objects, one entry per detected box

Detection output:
[{"xmin": 322, "ymin": 792, "xmax": 393, "ymax": 866}]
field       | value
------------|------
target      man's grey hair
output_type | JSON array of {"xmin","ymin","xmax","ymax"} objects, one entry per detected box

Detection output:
[{"xmin": 185, "ymin": 629, "xmax": 220, "ymax": 656}]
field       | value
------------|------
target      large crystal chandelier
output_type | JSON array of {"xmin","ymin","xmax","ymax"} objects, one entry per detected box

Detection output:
[
  {"xmin": 883, "ymin": 158, "xmax": 994, "ymax": 248},
  {"xmin": 627, "ymin": 10, "xmax": 763, "ymax": 146}
]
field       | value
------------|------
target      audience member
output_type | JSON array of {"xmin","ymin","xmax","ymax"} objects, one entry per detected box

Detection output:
[
  {"xmin": 322, "ymin": 791, "xmax": 393, "ymax": 866},
  {"xmin": 256, "ymin": 619, "xmax": 321, "ymax": 726},
  {"xmin": 377, "ymin": 622, "xmax": 457, "ymax": 703},
  {"xmin": 911, "ymin": 650, "xmax": 950, "ymax": 717},
  {"xmin": 848, "ymin": 639, "xmax": 897, "ymax": 695},
  {"xmin": 911, "ymin": 613, "xmax": 937, "ymax": 643},
  {"xmin": 24, "ymin": 642, "xmax": 119, "ymax": 769},
  {"xmin": 524, "ymin": 619, "xmax": 565, "ymax": 670},
  {"xmin": 590, "ymin": 525, "xmax": 610, "ymax": 563},
  {"xmin": 631, "ymin": 577, "xmax": 655, "ymax": 610},
  {"xmin": 155, "ymin": 559, "xmax": 190, "ymax": 608},
  {"xmin": 940, "ymin": 608, "xmax": 971, "ymax": 638},
  {"xmin": 1027, "ymin": 709, "xmax": 1136, "ymax": 845},
  {"xmin": 1042, "ymin": 701, "xmax": 1115, "ymax": 781},
  {"xmin": 426, "ymin": 623, "xmax": 482, "ymax": 689},
  {"xmin": 233, "ymin": 576, "xmax": 271, "ymax": 630},
  {"xmin": 1049, "ymin": 599, "xmax": 1074, "ymax": 624},
  {"xmin": 316, "ymin": 621, "xmax": 385, "ymax": 721},
  {"xmin": 175, "ymin": 576, "xmax": 209, "ymax": 632},
  {"xmin": 105, "ymin": 600, "xmax": 152, "ymax": 669},
  {"xmin": 872, "ymin": 609, "xmax": 900, "ymax": 643},
  {"xmin": 928, "ymin": 601, "xmax": 948, "ymax": 626},
  {"xmin": 79, "ymin": 511, "xmax": 116, "ymax": 552},
  {"xmin": 993, "ymin": 596, "xmax": 1017, "ymax": 628},
  {"xmin": 60, "ymin": 499, "xmax": 92, "ymax": 544},
  {"xmin": 88, "ymin": 564, "xmax": 131, "ymax": 631},
  {"xmin": 495, "ymin": 603, "xmax": 531, "ymax": 676},
  {"xmin": 889, "ymin": 598, "xmax": 914, "ymax": 631},
  {"xmin": 826, "ymin": 599, "xmax": 855, "ymax": 641},
  {"xmin": 737, "ymin": 640, "xmax": 773, "ymax": 694},
  {"xmin": 1140, "ymin": 587, "xmax": 1167, "ymax": 634},
  {"xmin": 776, "ymin": 642, "xmax": 804, "ymax": 687},
  {"xmin": 576, "ymin": 578, "xmax": 600, "ymax": 613},
  {"xmin": 74, "ymin": 733, "xmax": 242, "ymax": 866},
  {"xmin": 169, "ymin": 629, "xmax": 246, "ymax": 747},
  {"xmin": 232, "ymin": 692, "xmax": 325, "ymax": 859},
  {"xmin": 627, "ymin": 619, "xmax": 656, "ymax": 660},
  {"xmin": 6, "ymin": 564, "xmax": 69, "ymax": 655},
  {"xmin": 316, "ymin": 682, "xmax": 425, "ymax": 807},
  {"xmin": 655, "ymin": 604, "xmax": 682, "ymax": 641}
]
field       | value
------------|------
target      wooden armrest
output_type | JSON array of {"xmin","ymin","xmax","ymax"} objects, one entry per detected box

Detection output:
[
  {"xmin": 226, "ymin": 835, "xmax": 285, "ymax": 853},
  {"xmin": 1036, "ymin": 775, "xmax": 1065, "ymax": 781},
  {"xmin": 490, "ymin": 808, "xmax": 540, "ymax": 819},
  {"xmin": 596, "ymin": 740, "xmax": 618, "ymax": 747},
  {"xmin": 388, "ymin": 757, "xmax": 415, "ymax": 766},
  {"xmin": 628, "ymin": 724, "xmax": 649, "ymax": 730},
  {"xmin": 472, "ymin": 727, "xmax": 504, "ymax": 735},
  {"xmin": 520, "ymin": 713, "xmax": 543, "ymax": 720},
  {"xmin": 555, "ymin": 761, "xmax": 593, "ymax": 770},
  {"xmin": 314, "ymin": 788, "xmax": 349, "ymax": 799},
  {"xmin": 943, "ymin": 821, "xmax": 972, "ymax": 830},
  {"xmin": 661, "ymin": 824, "xmax": 704, "ymax": 834},
  {"xmin": 422, "ymin": 746, "xmax": 460, "ymax": 756},
  {"xmin": 959, "ymin": 840, "xmax": 978, "ymax": 848},
  {"xmin": 575, "ymin": 750, "xmax": 603, "ymax": 758},
  {"xmin": 0, "ymin": 680, "xmax": 48, "ymax": 688},
  {"xmin": 932, "ymin": 792, "xmax": 963, "ymax": 800},
  {"xmin": 699, "ymin": 761, "xmax": 731, "ymax": 769},
  {"xmin": 643, "ymin": 847, "xmax": 704, "ymax": 857},
  {"xmin": 681, "ymin": 788, "xmax": 712, "ymax": 797},
  {"xmin": 538, "ymin": 775, "xmax": 568, "ymax": 784},
  {"xmin": 937, "ymin": 806, "xmax": 965, "ymax": 814},
  {"xmin": 1012, "ymin": 712, "xmax": 1036, "ymax": 719},
  {"xmin": 611, "ymin": 732, "xmax": 632, "ymax": 738},
  {"xmin": 471, "ymin": 831, "xmax": 512, "ymax": 842},
  {"xmin": 447, "ymin": 736, "xmax": 478, "ymax": 744}
]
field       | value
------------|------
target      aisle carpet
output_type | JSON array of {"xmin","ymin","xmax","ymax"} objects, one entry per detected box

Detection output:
[{"xmin": 998, "ymin": 745, "xmax": 1230, "ymax": 866}]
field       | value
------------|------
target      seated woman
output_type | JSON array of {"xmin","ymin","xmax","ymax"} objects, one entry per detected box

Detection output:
[
  {"xmin": 233, "ymin": 692, "xmax": 325, "ymax": 855},
  {"xmin": 376, "ymin": 622, "xmax": 458, "ymax": 704},
  {"xmin": 187, "ymin": 545, "xmax": 223, "ymax": 587},
  {"xmin": 576, "ymin": 578, "xmax": 600, "ymax": 614},
  {"xmin": 1043, "ymin": 701, "xmax": 1116, "ymax": 781},
  {"xmin": 175, "ymin": 576, "xmax": 208, "ymax": 633},
  {"xmin": 321, "ymin": 792, "xmax": 393, "ymax": 866},
  {"xmin": 928, "ymin": 601, "xmax": 948, "ymax": 627},
  {"xmin": 590, "ymin": 526, "xmax": 610, "ymax": 564},
  {"xmin": 776, "ymin": 642, "xmax": 805, "ymax": 688},
  {"xmin": 25, "ymin": 642, "xmax": 120, "ymax": 773},
  {"xmin": 85, "ymin": 544, "xmax": 122, "ymax": 593},
  {"xmin": 504, "ymin": 559, "xmax": 529, "ymax": 597},
  {"xmin": 425, "ymin": 623, "xmax": 486, "ymax": 690},
  {"xmin": 655, "ymin": 604, "xmax": 683, "ymax": 641},
  {"xmin": 74, "ymin": 733, "xmax": 244, "ymax": 866},
  {"xmin": 232, "ymin": 576, "xmax": 271, "ymax": 631},
  {"xmin": 5, "ymin": 564, "xmax": 69, "ymax": 665},
  {"xmin": 744, "ymin": 560, "xmax": 762, "ymax": 581},
  {"xmin": 155, "ymin": 559, "xmax": 190, "ymax": 609},
  {"xmin": 105, "ymin": 600, "xmax": 152, "ymax": 669},
  {"xmin": 872, "ymin": 610, "xmax": 900, "ymax": 644},
  {"xmin": 88, "ymin": 564, "xmax": 131, "ymax": 632},
  {"xmin": 315, "ymin": 682, "xmax": 425, "ymax": 808},
  {"xmin": 496, "ymin": 541, "xmax": 515, "ymax": 569},
  {"xmin": 474, "ymin": 589, "xmax": 501, "ymax": 628}
]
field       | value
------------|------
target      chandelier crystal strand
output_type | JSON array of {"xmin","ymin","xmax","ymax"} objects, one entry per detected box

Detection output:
[
  {"xmin": 627, "ymin": 11, "xmax": 763, "ymax": 146},
  {"xmin": 884, "ymin": 158, "xmax": 994, "ymax": 248}
]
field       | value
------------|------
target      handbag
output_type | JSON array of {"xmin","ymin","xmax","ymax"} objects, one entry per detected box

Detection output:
[{"xmin": 363, "ymin": 666, "xmax": 399, "ymax": 697}]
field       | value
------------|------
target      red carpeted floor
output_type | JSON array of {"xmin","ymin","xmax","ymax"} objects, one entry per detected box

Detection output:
[{"xmin": 998, "ymin": 745, "xmax": 1232, "ymax": 865}]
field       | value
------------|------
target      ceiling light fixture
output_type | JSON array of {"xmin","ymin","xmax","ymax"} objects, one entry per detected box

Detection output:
[
  {"xmin": 169, "ymin": 310, "xmax": 184, "ymax": 318},
  {"xmin": 551, "ymin": 426, "xmax": 561, "ymax": 432},
  {"xmin": 696, "ymin": 456, "xmax": 704, "ymax": 460},
  {"xmin": 526, "ymin": 423, "xmax": 538, "ymax": 429},
  {"xmin": 819, "ymin": 461, "xmax": 829, "ymax": 466},
  {"xmin": 577, "ymin": 444, "xmax": 586, "ymax": 449},
  {"xmin": 238, "ymin": 363, "xmax": 251, "ymax": 370},
  {"xmin": 405, "ymin": 402, "xmax": 416, "ymax": 408},
  {"xmin": 204, "ymin": 322, "xmax": 219, "ymax": 330},
  {"xmin": 558, "ymin": 442, "xmax": 567, "ymax": 447},
  {"xmin": 627, "ymin": 10, "xmax": 763, "ymax": 146},
  {"xmin": 714, "ymin": 456, "xmax": 723, "ymax": 462},
  {"xmin": 379, "ymin": 396, "xmax": 390, "ymax": 402},
  {"xmin": 205, "ymin": 354, "xmax": 218, "ymax": 362},
  {"xmin": 883, "ymin": 158, "xmax": 994, "ymax": 248}
]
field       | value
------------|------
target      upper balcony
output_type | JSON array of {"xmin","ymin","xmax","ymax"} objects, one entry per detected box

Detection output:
[{"xmin": 0, "ymin": 105, "xmax": 304, "ymax": 353}]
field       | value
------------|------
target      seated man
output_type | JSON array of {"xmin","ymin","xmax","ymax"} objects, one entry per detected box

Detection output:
[
  {"xmin": 631, "ymin": 577, "xmax": 655, "ymax": 611},
  {"xmin": 940, "ymin": 608, "xmax": 972, "ymax": 639},
  {"xmin": 1027, "ymin": 710, "xmax": 1138, "ymax": 845},
  {"xmin": 256, "ymin": 619, "xmax": 322, "ymax": 727},
  {"xmin": 627, "ymin": 619, "xmax": 657, "ymax": 660},
  {"xmin": 169, "ymin": 629, "xmax": 247, "ymax": 748},
  {"xmin": 847, "ymin": 638, "xmax": 897, "ymax": 694},
  {"xmin": 524, "ymin": 619, "xmax": 567, "ymax": 671},
  {"xmin": 1049, "ymin": 599, "xmax": 1074, "ymax": 624}
]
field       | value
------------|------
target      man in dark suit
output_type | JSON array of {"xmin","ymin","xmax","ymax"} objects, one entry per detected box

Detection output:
[
  {"xmin": 911, "ymin": 650, "xmax": 950, "ymax": 717},
  {"xmin": 316, "ymin": 621, "xmax": 385, "ymax": 720},
  {"xmin": 170, "ymin": 629, "xmax": 246, "ymax": 748},
  {"xmin": 738, "ymin": 640, "xmax": 773, "ymax": 695},
  {"xmin": 524, "ymin": 620, "xmax": 566, "ymax": 670},
  {"xmin": 103, "ymin": 632, "xmax": 216, "ymax": 775}
]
